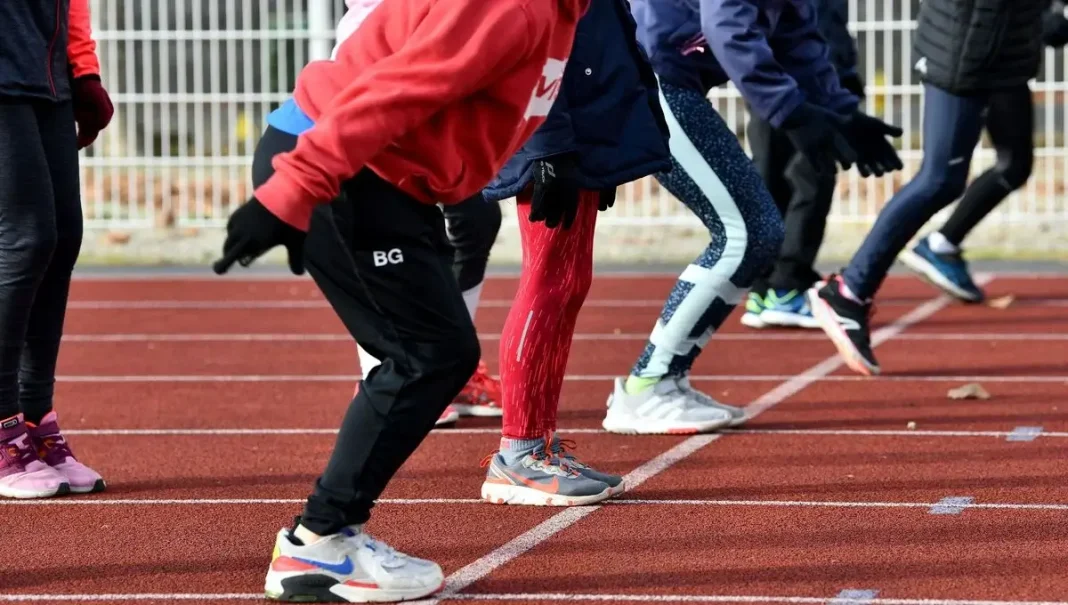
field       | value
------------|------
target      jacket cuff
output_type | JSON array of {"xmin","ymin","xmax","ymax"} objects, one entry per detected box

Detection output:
[{"xmin": 254, "ymin": 176, "xmax": 314, "ymax": 232}]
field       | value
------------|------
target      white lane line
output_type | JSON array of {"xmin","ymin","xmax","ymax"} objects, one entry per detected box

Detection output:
[
  {"xmin": 55, "ymin": 332, "xmax": 1068, "ymax": 342},
  {"xmin": 2, "ymin": 591, "xmax": 1067, "ymax": 604},
  {"xmin": 434, "ymin": 287, "xmax": 967, "ymax": 601},
  {"xmin": 49, "ymin": 373, "xmax": 1068, "ymax": 383},
  {"xmin": 5, "ymin": 497, "xmax": 1067, "ymax": 511},
  {"xmin": 59, "ymin": 298, "xmax": 1068, "ymax": 310},
  {"xmin": 56, "ymin": 427, "xmax": 1068, "ymax": 439}
]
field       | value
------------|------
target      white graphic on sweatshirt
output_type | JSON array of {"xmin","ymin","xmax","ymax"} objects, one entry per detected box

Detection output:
[{"xmin": 524, "ymin": 58, "xmax": 566, "ymax": 119}]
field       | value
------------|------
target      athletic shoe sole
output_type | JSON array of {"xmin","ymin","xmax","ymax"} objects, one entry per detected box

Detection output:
[
  {"xmin": 758, "ymin": 309, "xmax": 822, "ymax": 329},
  {"xmin": 0, "ymin": 481, "xmax": 71, "ymax": 499},
  {"xmin": 266, "ymin": 573, "xmax": 444, "ymax": 603},
  {"xmin": 805, "ymin": 289, "xmax": 880, "ymax": 377},
  {"xmin": 740, "ymin": 312, "xmax": 766, "ymax": 329},
  {"xmin": 601, "ymin": 411, "xmax": 734, "ymax": 435},
  {"xmin": 481, "ymin": 480, "xmax": 615, "ymax": 506},
  {"xmin": 898, "ymin": 249, "xmax": 983, "ymax": 303}
]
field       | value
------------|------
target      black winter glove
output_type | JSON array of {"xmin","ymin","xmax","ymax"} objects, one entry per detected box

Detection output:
[
  {"xmin": 212, "ymin": 196, "xmax": 306, "ymax": 275},
  {"xmin": 839, "ymin": 111, "xmax": 904, "ymax": 178},
  {"xmin": 781, "ymin": 103, "xmax": 858, "ymax": 176},
  {"xmin": 1043, "ymin": 1, "xmax": 1068, "ymax": 47},
  {"xmin": 529, "ymin": 153, "xmax": 581, "ymax": 229},
  {"xmin": 839, "ymin": 73, "xmax": 865, "ymax": 99},
  {"xmin": 598, "ymin": 187, "xmax": 616, "ymax": 212}
]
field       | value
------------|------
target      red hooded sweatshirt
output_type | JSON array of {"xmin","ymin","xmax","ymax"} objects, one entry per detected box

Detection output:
[{"xmin": 255, "ymin": 0, "xmax": 589, "ymax": 231}]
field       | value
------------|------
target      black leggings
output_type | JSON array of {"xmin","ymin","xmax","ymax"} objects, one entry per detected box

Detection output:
[{"xmin": 0, "ymin": 101, "xmax": 83, "ymax": 423}]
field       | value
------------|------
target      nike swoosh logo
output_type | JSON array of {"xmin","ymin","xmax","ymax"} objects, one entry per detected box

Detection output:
[
  {"xmin": 292, "ymin": 555, "xmax": 354, "ymax": 575},
  {"xmin": 505, "ymin": 469, "xmax": 560, "ymax": 494}
]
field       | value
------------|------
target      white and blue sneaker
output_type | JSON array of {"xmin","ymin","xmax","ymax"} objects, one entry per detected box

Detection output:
[
  {"xmin": 899, "ymin": 235, "xmax": 984, "ymax": 303},
  {"xmin": 266, "ymin": 524, "xmax": 444, "ymax": 602},
  {"xmin": 759, "ymin": 288, "xmax": 821, "ymax": 328}
]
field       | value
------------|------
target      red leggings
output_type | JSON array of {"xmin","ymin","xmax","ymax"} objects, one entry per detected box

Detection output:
[{"xmin": 499, "ymin": 188, "xmax": 599, "ymax": 439}]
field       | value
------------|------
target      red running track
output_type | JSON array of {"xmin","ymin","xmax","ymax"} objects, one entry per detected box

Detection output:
[{"xmin": 3, "ymin": 273, "xmax": 1068, "ymax": 605}]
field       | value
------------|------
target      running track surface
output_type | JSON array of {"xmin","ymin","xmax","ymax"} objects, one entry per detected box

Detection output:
[{"xmin": 4, "ymin": 273, "xmax": 1068, "ymax": 605}]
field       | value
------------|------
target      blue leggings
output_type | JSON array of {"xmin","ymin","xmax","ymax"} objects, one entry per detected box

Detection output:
[
  {"xmin": 843, "ymin": 83, "xmax": 1031, "ymax": 299},
  {"xmin": 631, "ymin": 83, "xmax": 783, "ymax": 379}
]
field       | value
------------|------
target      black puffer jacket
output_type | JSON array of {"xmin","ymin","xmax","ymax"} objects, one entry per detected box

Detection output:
[
  {"xmin": 0, "ymin": 0, "xmax": 72, "ymax": 100},
  {"xmin": 913, "ymin": 0, "xmax": 1046, "ymax": 94}
]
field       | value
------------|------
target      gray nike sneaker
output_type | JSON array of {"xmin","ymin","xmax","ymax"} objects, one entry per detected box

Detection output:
[{"xmin": 481, "ymin": 441, "xmax": 613, "ymax": 506}]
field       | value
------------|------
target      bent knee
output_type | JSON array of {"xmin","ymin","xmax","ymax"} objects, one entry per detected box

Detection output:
[{"xmin": 995, "ymin": 156, "xmax": 1033, "ymax": 190}]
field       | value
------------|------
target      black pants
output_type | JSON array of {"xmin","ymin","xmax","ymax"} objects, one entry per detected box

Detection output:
[
  {"xmin": 253, "ymin": 127, "xmax": 480, "ymax": 533},
  {"xmin": 747, "ymin": 115, "xmax": 835, "ymax": 293},
  {"xmin": 441, "ymin": 194, "xmax": 500, "ymax": 292},
  {"xmin": 843, "ymin": 83, "xmax": 1033, "ymax": 298},
  {"xmin": 0, "ymin": 101, "xmax": 83, "ymax": 422}
]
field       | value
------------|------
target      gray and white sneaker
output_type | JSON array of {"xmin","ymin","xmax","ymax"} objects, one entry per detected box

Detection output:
[
  {"xmin": 602, "ymin": 376, "xmax": 735, "ymax": 435},
  {"xmin": 673, "ymin": 375, "xmax": 748, "ymax": 427},
  {"xmin": 265, "ymin": 524, "xmax": 444, "ymax": 602},
  {"xmin": 549, "ymin": 435, "xmax": 625, "ymax": 496},
  {"xmin": 481, "ymin": 441, "xmax": 614, "ymax": 506}
]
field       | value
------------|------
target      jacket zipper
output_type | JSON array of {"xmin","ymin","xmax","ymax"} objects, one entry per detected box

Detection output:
[{"xmin": 46, "ymin": 0, "xmax": 62, "ymax": 96}]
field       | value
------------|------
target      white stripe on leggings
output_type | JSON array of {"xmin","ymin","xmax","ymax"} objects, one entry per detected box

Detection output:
[{"xmin": 642, "ymin": 85, "xmax": 749, "ymax": 377}]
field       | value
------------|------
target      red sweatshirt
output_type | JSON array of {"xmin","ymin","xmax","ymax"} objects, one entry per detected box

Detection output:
[{"xmin": 255, "ymin": 0, "xmax": 588, "ymax": 231}]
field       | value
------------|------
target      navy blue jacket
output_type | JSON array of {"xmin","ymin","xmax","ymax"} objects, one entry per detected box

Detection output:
[
  {"xmin": 0, "ymin": 0, "xmax": 72, "ymax": 100},
  {"xmin": 630, "ymin": 0, "xmax": 858, "ymax": 128},
  {"xmin": 482, "ymin": 0, "xmax": 672, "ymax": 203},
  {"xmin": 815, "ymin": 0, "xmax": 859, "ymax": 79}
]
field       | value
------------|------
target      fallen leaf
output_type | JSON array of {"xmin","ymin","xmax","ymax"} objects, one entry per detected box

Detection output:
[
  {"xmin": 907, "ymin": 421, "xmax": 917, "ymax": 430},
  {"xmin": 987, "ymin": 295, "xmax": 1015, "ymax": 309},
  {"xmin": 947, "ymin": 383, "xmax": 991, "ymax": 400}
]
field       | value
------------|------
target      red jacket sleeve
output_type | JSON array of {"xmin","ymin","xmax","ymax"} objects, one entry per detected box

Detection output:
[
  {"xmin": 68, "ymin": 0, "xmax": 102, "ymax": 78},
  {"xmin": 255, "ymin": 0, "xmax": 537, "ymax": 230}
]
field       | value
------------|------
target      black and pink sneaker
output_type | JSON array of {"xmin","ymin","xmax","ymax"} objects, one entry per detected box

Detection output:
[
  {"xmin": 27, "ymin": 411, "xmax": 105, "ymax": 494},
  {"xmin": 0, "ymin": 413, "xmax": 69, "ymax": 499},
  {"xmin": 806, "ymin": 275, "xmax": 880, "ymax": 376}
]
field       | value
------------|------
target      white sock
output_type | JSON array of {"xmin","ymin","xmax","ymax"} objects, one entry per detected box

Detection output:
[
  {"xmin": 461, "ymin": 281, "xmax": 483, "ymax": 321},
  {"xmin": 927, "ymin": 231, "xmax": 959, "ymax": 254},
  {"xmin": 357, "ymin": 344, "xmax": 381, "ymax": 380},
  {"xmin": 293, "ymin": 524, "xmax": 325, "ymax": 545}
]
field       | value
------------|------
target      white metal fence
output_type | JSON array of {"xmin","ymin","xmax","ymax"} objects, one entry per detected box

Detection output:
[{"xmin": 82, "ymin": 0, "xmax": 1068, "ymax": 233}]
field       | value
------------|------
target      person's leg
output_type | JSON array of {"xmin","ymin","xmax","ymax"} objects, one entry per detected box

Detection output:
[
  {"xmin": 808, "ymin": 83, "xmax": 987, "ymax": 375},
  {"xmin": 481, "ymin": 189, "xmax": 617, "ymax": 505},
  {"xmin": 901, "ymin": 84, "xmax": 1034, "ymax": 302},
  {"xmin": 0, "ymin": 102, "xmax": 69, "ymax": 499},
  {"xmin": 604, "ymin": 82, "xmax": 784, "ymax": 434},
  {"xmin": 742, "ymin": 115, "xmax": 792, "ymax": 328},
  {"xmin": 441, "ymin": 195, "xmax": 503, "ymax": 417},
  {"xmin": 18, "ymin": 101, "xmax": 102, "ymax": 494},
  {"xmin": 357, "ymin": 195, "xmax": 503, "ymax": 421},
  {"xmin": 760, "ymin": 152, "xmax": 836, "ymax": 328},
  {"xmin": 266, "ymin": 169, "xmax": 476, "ymax": 603}
]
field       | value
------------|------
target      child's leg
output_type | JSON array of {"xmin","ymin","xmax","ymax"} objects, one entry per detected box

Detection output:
[
  {"xmin": 481, "ymin": 189, "xmax": 618, "ymax": 506},
  {"xmin": 18, "ymin": 101, "xmax": 104, "ymax": 494},
  {"xmin": 604, "ymin": 82, "xmax": 784, "ymax": 434},
  {"xmin": 267, "ymin": 169, "xmax": 475, "ymax": 602}
]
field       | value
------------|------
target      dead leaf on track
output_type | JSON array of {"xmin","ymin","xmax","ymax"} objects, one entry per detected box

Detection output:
[{"xmin": 947, "ymin": 383, "xmax": 991, "ymax": 400}]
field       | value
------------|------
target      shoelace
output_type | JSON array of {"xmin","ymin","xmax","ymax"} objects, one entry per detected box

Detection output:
[
  {"xmin": 464, "ymin": 362, "xmax": 501, "ymax": 403},
  {"xmin": 551, "ymin": 438, "xmax": 587, "ymax": 469}
]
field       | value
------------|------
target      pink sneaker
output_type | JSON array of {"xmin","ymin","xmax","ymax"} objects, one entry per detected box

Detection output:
[
  {"xmin": 27, "ymin": 411, "xmax": 105, "ymax": 494},
  {"xmin": 0, "ymin": 414, "xmax": 69, "ymax": 499}
]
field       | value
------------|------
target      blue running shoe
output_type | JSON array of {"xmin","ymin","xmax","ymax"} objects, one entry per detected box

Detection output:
[
  {"xmin": 740, "ymin": 291, "xmax": 767, "ymax": 328},
  {"xmin": 760, "ymin": 288, "xmax": 820, "ymax": 328},
  {"xmin": 899, "ymin": 236, "xmax": 984, "ymax": 303}
]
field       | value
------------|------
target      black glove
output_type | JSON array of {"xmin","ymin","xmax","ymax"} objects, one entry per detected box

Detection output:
[
  {"xmin": 839, "ymin": 73, "xmax": 865, "ymax": 99},
  {"xmin": 529, "ymin": 153, "xmax": 581, "ymax": 229},
  {"xmin": 1044, "ymin": 1, "xmax": 1068, "ymax": 47},
  {"xmin": 212, "ymin": 196, "xmax": 306, "ymax": 275},
  {"xmin": 598, "ymin": 187, "xmax": 616, "ymax": 212},
  {"xmin": 839, "ymin": 111, "xmax": 904, "ymax": 178},
  {"xmin": 781, "ymin": 103, "xmax": 858, "ymax": 176}
]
